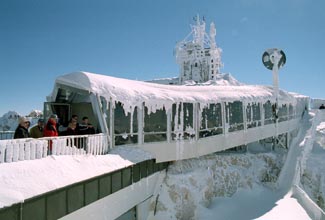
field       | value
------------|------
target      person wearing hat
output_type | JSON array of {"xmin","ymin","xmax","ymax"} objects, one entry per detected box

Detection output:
[
  {"xmin": 43, "ymin": 114, "xmax": 59, "ymax": 154},
  {"xmin": 14, "ymin": 116, "xmax": 30, "ymax": 139},
  {"xmin": 30, "ymin": 118, "xmax": 45, "ymax": 138}
]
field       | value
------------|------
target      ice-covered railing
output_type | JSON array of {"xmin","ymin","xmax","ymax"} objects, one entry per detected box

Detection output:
[
  {"xmin": 0, "ymin": 138, "xmax": 48, "ymax": 163},
  {"xmin": 310, "ymin": 98, "xmax": 325, "ymax": 109},
  {"xmin": 0, "ymin": 133, "xmax": 109, "ymax": 163},
  {"xmin": 46, "ymin": 134, "xmax": 109, "ymax": 156}
]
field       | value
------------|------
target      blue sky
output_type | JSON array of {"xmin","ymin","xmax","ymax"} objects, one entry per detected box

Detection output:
[{"xmin": 0, "ymin": 0, "xmax": 324, "ymax": 116}]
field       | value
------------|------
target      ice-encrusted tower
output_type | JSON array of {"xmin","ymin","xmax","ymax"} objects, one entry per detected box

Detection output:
[{"xmin": 175, "ymin": 16, "xmax": 223, "ymax": 84}]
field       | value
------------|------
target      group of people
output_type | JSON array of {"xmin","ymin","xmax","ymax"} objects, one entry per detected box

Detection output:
[
  {"xmin": 13, "ymin": 114, "xmax": 96, "ymax": 139},
  {"xmin": 59, "ymin": 115, "xmax": 96, "ymax": 136}
]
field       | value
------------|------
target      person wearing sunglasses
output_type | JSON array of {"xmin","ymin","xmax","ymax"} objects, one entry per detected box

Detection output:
[{"xmin": 14, "ymin": 116, "xmax": 30, "ymax": 139}]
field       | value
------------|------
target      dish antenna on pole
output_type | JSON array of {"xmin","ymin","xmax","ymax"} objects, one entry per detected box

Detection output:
[{"xmin": 262, "ymin": 48, "xmax": 286, "ymax": 123}]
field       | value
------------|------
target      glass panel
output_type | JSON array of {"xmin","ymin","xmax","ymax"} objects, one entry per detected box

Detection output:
[
  {"xmin": 114, "ymin": 102, "xmax": 138, "ymax": 134},
  {"xmin": 172, "ymin": 103, "xmax": 194, "ymax": 140},
  {"xmin": 144, "ymin": 107, "xmax": 167, "ymax": 132},
  {"xmin": 199, "ymin": 103, "xmax": 222, "ymax": 138},
  {"xmin": 264, "ymin": 100, "xmax": 275, "ymax": 125},
  {"xmin": 114, "ymin": 102, "xmax": 138, "ymax": 146},
  {"xmin": 247, "ymin": 102, "xmax": 261, "ymax": 128},
  {"xmin": 144, "ymin": 133, "xmax": 167, "ymax": 142},
  {"xmin": 278, "ymin": 104, "xmax": 288, "ymax": 122},
  {"xmin": 115, "ymin": 135, "xmax": 138, "ymax": 146},
  {"xmin": 144, "ymin": 107, "xmax": 167, "ymax": 143},
  {"xmin": 228, "ymin": 101, "xmax": 244, "ymax": 132}
]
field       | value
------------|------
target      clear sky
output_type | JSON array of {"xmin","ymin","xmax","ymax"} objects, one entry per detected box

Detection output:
[{"xmin": 0, "ymin": 0, "xmax": 324, "ymax": 116}]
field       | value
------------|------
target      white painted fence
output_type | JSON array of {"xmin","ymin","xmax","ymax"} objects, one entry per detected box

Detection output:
[
  {"xmin": 0, "ymin": 133, "xmax": 109, "ymax": 163},
  {"xmin": 0, "ymin": 138, "xmax": 48, "ymax": 163},
  {"xmin": 47, "ymin": 134, "xmax": 109, "ymax": 156}
]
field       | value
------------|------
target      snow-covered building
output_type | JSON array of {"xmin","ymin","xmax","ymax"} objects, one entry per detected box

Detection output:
[
  {"xmin": 45, "ymin": 71, "xmax": 309, "ymax": 162},
  {"xmin": 175, "ymin": 15, "xmax": 223, "ymax": 84}
]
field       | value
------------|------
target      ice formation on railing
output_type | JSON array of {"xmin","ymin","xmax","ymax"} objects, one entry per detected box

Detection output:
[
  {"xmin": 0, "ymin": 139, "xmax": 47, "ymax": 163},
  {"xmin": 0, "ymin": 134, "xmax": 109, "ymax": 163}
]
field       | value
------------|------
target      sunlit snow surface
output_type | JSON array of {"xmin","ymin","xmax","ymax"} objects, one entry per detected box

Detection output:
[
  {"xmin": 152, "ymin": 111, "xmax": 325, "ymax": 220},
  {"xmin": 0, "ymin": 147, "xmax": 152, "ymax": 209}
]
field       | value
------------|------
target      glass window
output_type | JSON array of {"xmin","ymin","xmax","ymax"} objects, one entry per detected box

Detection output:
[
  {"xmin": 144, "ymin": 107, "xmax": 167, "ymax": 143},
  {"xmin": 227, "ymin": 101, "xmax": 244, "ymax": 132},
  {"xmin": 199, "ymin": 103, "xmax": 222, "ymax": 138},
  {"xmin": 264, "ymin": 100, "xmax": 275, "ymax": 125},
  {"xmin": 172, "ymin": 103, "xmax": 194, "ymax": 140},
  {"xmin": 114, "ymin": 102, "xmax": 138, "ymax": 145},
  {"xmin": 278, "ymin": 104, "xmax": 288, "ymax": 122},
  {"xmin": 246, "ymin": 102, "xmax": 261, "ymax": 128}
]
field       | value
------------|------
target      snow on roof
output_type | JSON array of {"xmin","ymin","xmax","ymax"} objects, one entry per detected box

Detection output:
[{"xmin": 55, "ymin": 71, "xmax": 300, "ymax": 112}]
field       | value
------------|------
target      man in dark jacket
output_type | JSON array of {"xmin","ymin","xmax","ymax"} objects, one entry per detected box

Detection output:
[
  {"xmin": 14, "ymin": 116, "xmax": 30, "ymax": 139},
  {"xmin": 30, "ymin": 118, "xmax": 44, "ymax": 138},
  {"xmin": 79, "ymin": 116, "xmax": 96, "ymax": 135}
]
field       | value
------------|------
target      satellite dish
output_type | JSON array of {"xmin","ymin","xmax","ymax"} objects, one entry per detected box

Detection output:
[{"xmin": 262, "ymin": 48, "xmax": 286, "ymax": 70}]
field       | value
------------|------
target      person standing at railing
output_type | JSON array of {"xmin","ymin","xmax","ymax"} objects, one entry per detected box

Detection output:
[
  {"xmin": 79, "ymin": 116, "xmax": 96, "ymax": 135},
  {"xmin": 30, "ymin": 118, "xmax": 44, "ymax": 138},
  {"xmin": 43, "ymin": 114, "xmax": 59, "ymax": 154},
  {"xmin": 14, "ymin": 116, "xmax": 30, "ymax": 139},
  {"xmin": 66, "ymin": 120, "xmax": 78, "ymax": 136}
]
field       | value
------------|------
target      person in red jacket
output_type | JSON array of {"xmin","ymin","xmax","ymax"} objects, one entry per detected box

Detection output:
[{"xmin": 43, "ymin": 114, "xmax": 59, "ymax": 154}]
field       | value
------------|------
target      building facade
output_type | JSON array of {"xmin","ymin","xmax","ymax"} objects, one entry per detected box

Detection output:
[{"xmin": 175, "ymin": 16, "xmax": 223, "ymax": 84}]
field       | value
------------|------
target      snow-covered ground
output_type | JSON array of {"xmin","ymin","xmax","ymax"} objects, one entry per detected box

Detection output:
[
  {"xmin": 1, "ymin": 110, "xmax": 325, "ymax": 219},
  {"xmin": 300, "ymin": 113, "xmax": 325, "ymax": 212},
  {"xmin": 0, "ymin": 147, "xmax": 152, "ymax": 209},
  {"xmin": 151, "ymin": 110, "xmax": 325, "ymax": 220}
]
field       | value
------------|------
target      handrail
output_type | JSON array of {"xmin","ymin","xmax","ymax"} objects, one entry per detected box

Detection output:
[
  {"xmin": 0, "ymin": 133, "xmax": 109, "ymax": 163},
  {"xmin": 0, "ymin": 131, "xmax": 14, "ymax": 140}
]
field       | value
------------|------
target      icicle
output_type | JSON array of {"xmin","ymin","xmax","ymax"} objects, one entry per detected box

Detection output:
[
  {"xmin": 174, "ymin": 103, "xmax": 179, "ymax": 139},
  {"xmin": 130, "ymin": 106, "xmax": 134, "ymax": 136},
  {"xmin": 180, "ymin": 103, "xmax": 184, "ymax": 139}
]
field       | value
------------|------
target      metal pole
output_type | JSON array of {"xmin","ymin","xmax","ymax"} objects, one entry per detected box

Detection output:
[{"xmin": 271, "ymin": 51, "xmax": 282, "ymax": 123}]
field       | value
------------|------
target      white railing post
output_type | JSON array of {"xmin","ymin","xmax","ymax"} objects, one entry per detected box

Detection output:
[
  {"xmin": 18, "ymin": 141, "xmax": 25, "ymax": 161},
  {"xmin": 6, "ymin": 141, "xmax": 13, "ymax": 162},
  {"xmin": 24, "ymin": 141, "xmax": 30, "ymax": 160},
  {"xmin": 42, "ymin": 140, "xmax": 47, "ymax": 157},
  {"xmin": 0, "ymin": 141, "xmax": 6, "ymax": 163},
  {"xmin": 12, "ymin": 141, "xmax": 19, "ymax": 162},
  {"xmin": 242, "ymin": 101, "xmax": 247, "ymax": 132},
  {"xmin": 31, "ymin": 140, "xmax": 36, "ymax": 159}
]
